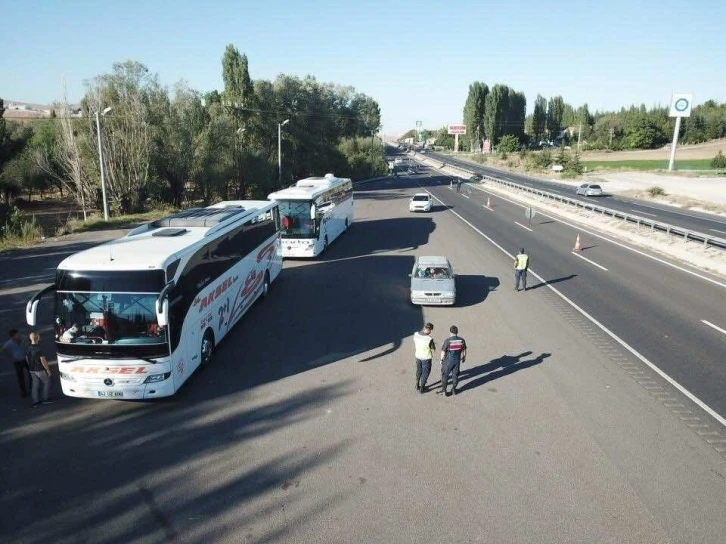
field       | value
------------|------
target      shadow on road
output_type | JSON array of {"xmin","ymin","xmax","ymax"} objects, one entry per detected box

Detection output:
[
  {"xmin": 456, "ymin": 351, "xmax": 551, "ymax": 393},
  {"xmin": 455, "ymin": 275, "xmax": 500, "ymax": 307},
  {"xmin": 527, "ymin": 274, "xmax": 578, "ymax": 291}
]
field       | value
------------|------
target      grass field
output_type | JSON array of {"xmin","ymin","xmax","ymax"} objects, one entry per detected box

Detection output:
[{"xmin": 582, "ymin": 159, "xmax": 721, "ymax": 171}]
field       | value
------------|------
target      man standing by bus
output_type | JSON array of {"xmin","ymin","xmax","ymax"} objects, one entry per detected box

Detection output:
[
  {"xmin": 413, "ymin": 322, "xmax": 435, "ymax": 394},
  {"xmin": 439, "ymin": 325, "xmax": 467, "ymax": 397},
  {"xmin": 1, "ymin": 329, "xmax": 30, "ymax": 398},
  {"xmin": 514, "ymin": 248, "xmax": 530, "ymax": 292}
]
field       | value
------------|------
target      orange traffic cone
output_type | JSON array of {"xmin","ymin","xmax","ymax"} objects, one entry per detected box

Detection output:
[
  {"xmin": 486, "ymin": 196, "xmax": 492, "ymax": 208},
  {"xmin": 573, "ymin": 234, "xmax": 582, "ymax": 252}
]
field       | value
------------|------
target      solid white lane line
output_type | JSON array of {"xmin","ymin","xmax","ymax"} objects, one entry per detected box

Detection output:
[
  {"xmin": 710, "ymin": 228, "xmax": 726, "ymax": 235},
  {"xmin": 702, "ymin": 320, "xmax": 726, "ymax": 337},
  {"xmin": 424, "ymin": 187, "xmax": 726, "ymax": 430},
  {"xmin": 462, "ymin": 194, "xmax": 470, "ymax": 199},
  {"xmin": 571, "ymin": 251, "xmax": 608, "ymax": 271},
  {"xmin": 514, "ymin": 221, "xmax": 533, "ymax": 232},
  {"xmin": 483, "ymin": 205, "xmax": 493, "ymax": 211},
  {"xmin": 633, "ymin": 210, "xmax": 658, "ymax": 217},
  {"xmin": 467, "ymin": 183, "xmax": 726, "ymax": 289}
]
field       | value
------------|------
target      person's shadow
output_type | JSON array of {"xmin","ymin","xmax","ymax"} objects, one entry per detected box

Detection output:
[{"xmin": 451, "ymin": 351, "xmax": 551, "ymax": 393}]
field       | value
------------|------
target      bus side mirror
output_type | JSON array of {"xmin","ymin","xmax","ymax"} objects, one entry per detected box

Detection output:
[
  {"xmin": 157, "ymin": 299, "xmax": 169, "ymax": 328},
  {"xmin": 156, "ymin": 280, "xmax": 174, "ymax": 328},
  {"xmin": 26, "ymin": 284, "xmax": 56, "ymax": 327},
  {"xmin": 310, "ymin": 204, "xmax": 316, "ymax": 219},
  {"xmin": 26, "ymin": 299, "xmax": 39, "ymax": 327}
]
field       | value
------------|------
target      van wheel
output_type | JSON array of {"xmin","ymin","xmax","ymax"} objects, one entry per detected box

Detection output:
[
  {"xmin": 261, "ymin": 271, "xmax": 271, "ymax": 299},
  {"xmin": 201, "ymin": 329, "xmax": 215, "ymax": 366},
  {"xmin": 344, "ymin": 218, "xmax": 349, "ymax": 231}
]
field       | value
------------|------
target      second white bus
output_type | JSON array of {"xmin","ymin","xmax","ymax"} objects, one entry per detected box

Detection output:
[{"xmin": 268, "ymin": 173, "xmax": 353, "ymax": 257}]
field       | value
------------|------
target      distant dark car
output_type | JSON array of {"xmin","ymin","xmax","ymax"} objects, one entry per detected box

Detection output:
[{"xmin": 468, "ymin": 173, "xmax": 483, "ymax": 182}]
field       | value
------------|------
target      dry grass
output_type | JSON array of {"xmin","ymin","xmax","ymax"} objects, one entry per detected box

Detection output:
[{"xmin": 582, "ymin": 139, "xmax": 726, "ymax": 161}]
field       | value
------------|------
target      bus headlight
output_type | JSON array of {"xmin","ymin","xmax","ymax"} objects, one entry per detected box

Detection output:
[
  {"xmin": 144, "ymin": 372, "xmax": 171, "ymax": 384},
  {"xmin": 60, "ymin": 372, "xmax": 76, "ymax": 382}
]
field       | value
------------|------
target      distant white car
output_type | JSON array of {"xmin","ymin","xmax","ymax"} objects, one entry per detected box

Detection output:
[
  {"xmin": 409, "ymin": 193, "xmax": 433, "ymax": 212},
  {"xmin": 576, "ymin": 183, "xmax": 603, "ymax": 197}
]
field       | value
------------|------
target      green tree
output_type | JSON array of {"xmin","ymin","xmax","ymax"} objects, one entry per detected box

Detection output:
[
  {"xmin": 546, "ymin": 96, "xmax": 565, "ymax": 140},
  {"xmin": 462, "ymin": 81, "xmax": 488, "ymax": 150},
  {"xmin": 484, "ymin": 85, "xmax": 509, "ymax": 147},
  {"xmin": 532, "ymin": 95, "xmax": 547, "ymax": 142}
]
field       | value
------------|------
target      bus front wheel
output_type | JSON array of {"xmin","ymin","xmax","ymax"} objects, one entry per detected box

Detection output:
[
  {"xmin": 201, "ymin": 329, "xmax": 215, "ymax": 366},
  {"xmin": 262, "ymin": 271, "xmax": 271, "ymax": 299}
]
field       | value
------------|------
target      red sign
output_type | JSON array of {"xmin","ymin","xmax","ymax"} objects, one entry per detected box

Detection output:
[{"xmin": 448, "ymin": 124, "xmax": 467, "ymax": 135}]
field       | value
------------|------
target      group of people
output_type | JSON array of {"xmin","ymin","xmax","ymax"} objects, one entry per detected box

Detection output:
[
  {"xmin": 416, "ymin": 267, "xmax": 449, "ymax": 279},
  {"xmin": 413, "ymin": 323, "xmax": 467, "ymax": 396},
  {"xmin": 1, "ymin": 329, "xmax": 53, "ymax": 407}
]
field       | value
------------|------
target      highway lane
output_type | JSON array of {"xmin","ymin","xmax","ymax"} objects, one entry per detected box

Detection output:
[
  {"xmin": 427, "ymin": 150, "xmax": 726, "ymax": 238},
  {"xmin": 410, "ymin": 167, "xmax": 726, "ymax": 420},
  {"xmin": 2, "ymin": 182, "xmax": 726, "ymax": 543}
]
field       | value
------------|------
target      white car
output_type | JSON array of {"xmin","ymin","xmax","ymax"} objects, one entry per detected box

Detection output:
[
  {"xmin": 576, "ymin": 183, "xmax": 603, "ymax": 197},
  {"xmin": 409, "ymin": 193, "xmax": 433, "ymax": 212}
]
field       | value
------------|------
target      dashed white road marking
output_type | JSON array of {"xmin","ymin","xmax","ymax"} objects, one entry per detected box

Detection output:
[
  {"xmin": 634, "ymin": 210, "xmax": 657, "ymax": 217},
  {"xmin": 710, "ymin": 228, "xmax": 726, "ymax": 235},
  {"xmin": 702, "ymin": 320, "xmax": 726, "ymax": 337},
  {"xmin": 461, "ymin": 194, "xmax": 470, "ymax": 199},
  {"xmin": 466, "ymin": 182, "xmax": 726, "ymax": 290},
  {"xmin": 423, "ymin": 184, "xmax": 726, "ymax": 430},
  {"xmin": 571, "ymin": 251, "xmax": 609, "ymax": 271},
  {"xmin": 514, "ymin": 221, "xmax": 533, "ymax": 232}
]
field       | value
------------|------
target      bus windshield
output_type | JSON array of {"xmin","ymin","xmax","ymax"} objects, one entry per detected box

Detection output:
[
  {"xmin": 55, "ymin": 292, "xmax": 167, "ymax": 347},
  {"xmin": 278, "ymin": 200, "xmax": 316, "ymax": 239}
]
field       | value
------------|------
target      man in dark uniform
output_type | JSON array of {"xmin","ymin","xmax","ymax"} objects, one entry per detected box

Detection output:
[{"xmin": 439, "ymin": 325, "xmax": 467, "ymax": 396}]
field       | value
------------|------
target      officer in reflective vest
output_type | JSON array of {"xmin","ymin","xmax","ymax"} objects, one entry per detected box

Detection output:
[
  {"xmin": 514, "ymin": 248, "xmax": 530, "ymax": 292},
  {"xmin": 413, "ymin": 322, "xmax": 435, "ymax": 393}
]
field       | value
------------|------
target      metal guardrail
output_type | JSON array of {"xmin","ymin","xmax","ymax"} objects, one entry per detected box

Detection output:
[{"xmin": 417, "ymin": 154, "xmax": 726, "ymax": 251}]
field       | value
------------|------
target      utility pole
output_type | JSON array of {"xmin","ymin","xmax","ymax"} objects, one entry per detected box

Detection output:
[
  {"xmin": 577, "ymin": 123, "xmax": 582, "ymax": 152},
  {"xmin": 609, "ymin": 127, "xmax": 614, "ymax": 148}
]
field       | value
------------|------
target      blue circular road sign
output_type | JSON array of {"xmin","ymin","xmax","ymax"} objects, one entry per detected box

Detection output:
[{"xmin": 675, "ymin": 98, "xmax": 689, "ymax": 112}]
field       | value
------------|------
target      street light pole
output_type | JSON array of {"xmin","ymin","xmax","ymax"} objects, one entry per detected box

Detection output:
[
  {"xmin": 278, "ymin": 119, "xmax": 289, "ymax": 188},
  {"xmin": 95, "ymin": 106, "xmax": 112, "ymax": 221}
]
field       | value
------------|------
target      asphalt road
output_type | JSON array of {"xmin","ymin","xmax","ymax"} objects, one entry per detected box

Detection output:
[
  {"xmin": 427, "ymin": 150, "xmax": 726, "ymax": 239},
  {"xmin": 2, "ymin": 186, "xmax": 726, "ymax": 543}
]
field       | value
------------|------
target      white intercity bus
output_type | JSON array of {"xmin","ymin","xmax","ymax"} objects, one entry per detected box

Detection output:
[
  {"xmin": 26, "ymin": 200, "xmax": 283, "ymax": 399},
  {"xmin": 268, "ymin": 173, "xmax": 353, "ymax": 257}
]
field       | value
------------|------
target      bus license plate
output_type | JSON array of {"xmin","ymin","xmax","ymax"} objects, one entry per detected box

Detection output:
[{"xmin": 97, "ymin": 391, "xmax": 123, "ymax": 398}]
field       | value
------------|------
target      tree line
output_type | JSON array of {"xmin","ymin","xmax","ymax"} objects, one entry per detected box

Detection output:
[
  {"xmin": 0, "ymin": 44, "xmax": 383, "ymax": 216},
  {"xmin": 404, "ymin": 82, "xmax": 725, "ymax": 152}
]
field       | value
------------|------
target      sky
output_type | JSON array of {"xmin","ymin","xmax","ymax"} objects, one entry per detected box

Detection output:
[{"xmin": 2, "ymin": 0, "xmax": 725, "ymax": 136}]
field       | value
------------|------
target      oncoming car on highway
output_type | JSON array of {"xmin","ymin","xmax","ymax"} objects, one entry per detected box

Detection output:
[
  {"xmin": 576, "ymin": 183, "xmax": 603, "ymax": 197},
  {"xmin": 409, "ymin": 256, "xmax": 456, "ymax": 306},
  {"xmin": 409, "ymin": 193, "xmax": 433, "ymax": 212}
]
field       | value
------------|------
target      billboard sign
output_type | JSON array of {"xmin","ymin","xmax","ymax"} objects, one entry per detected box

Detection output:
[{"xmin": 448, "ymin": 124, "xmax": 467, "ymax": 135}]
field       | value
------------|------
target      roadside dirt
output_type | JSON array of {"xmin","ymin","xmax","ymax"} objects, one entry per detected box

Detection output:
[
  {"xmin": 16, "ymin": 197, "xmax": 86, "ymax": 237},
  {"xmin": 581, "ymin": 139, "xmax": 726, "ymax": 161}
]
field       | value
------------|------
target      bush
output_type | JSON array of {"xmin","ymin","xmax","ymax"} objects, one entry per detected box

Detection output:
[
  {"xmin": 498, "ymin": 134, "xmax": 520, "ymax": 154},
  {"xmin": 647, "ymin": 186, "xmax": 666, "ymax": 197},
  {"xmin": 500, "ymin": 151, "xmax": 508, "ymax": 160},
  {"xmin": 711, "ymin": 150, "xmax": 726, "ymax": 169},
  {"xmin": 563, "ymin": 152, "xmax": 584, "ymax": 178}
]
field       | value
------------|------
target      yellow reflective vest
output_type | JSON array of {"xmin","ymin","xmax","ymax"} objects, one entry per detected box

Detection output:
[
  {"xmin": 413, "ymin": 331, "xmax": 435, "ymax": 360},
  {"xmin": 514, "ymin": 253, "xmax": 529, "ymax": 270}
]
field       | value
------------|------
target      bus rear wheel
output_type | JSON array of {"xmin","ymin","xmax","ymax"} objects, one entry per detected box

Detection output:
[{"xmin": 201, "ymin": 329, "xmax": 215, "ymax": 366}]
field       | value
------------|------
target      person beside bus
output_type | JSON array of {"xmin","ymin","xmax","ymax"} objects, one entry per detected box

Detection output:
[
  {"xmin": 1, "ymin": 328, "xmax": 31, "ymax": 398},
  {"xmin": 26, "ymin": 332, "xmax": 53, "ymax": 406}
]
